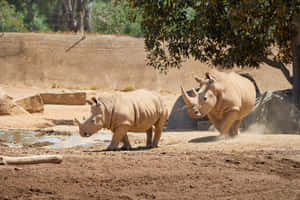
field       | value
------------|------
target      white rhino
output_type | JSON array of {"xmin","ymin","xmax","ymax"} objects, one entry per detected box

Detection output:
[
  {"xmin": 74, "ymin": 90, "xmax": 168, "ymax": 151},
  {"xmin": 181, "ymin": 70, "xmax": 256, "ymax": 137}
]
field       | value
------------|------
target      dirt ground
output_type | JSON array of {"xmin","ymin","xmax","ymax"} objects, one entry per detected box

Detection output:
[
  {"xmin": 1, "ymin": 131, "xmax": 300, "ymax": 200},
  {"xmin": 0, "ymin": 33, "xmax": 300, "ymax": 200}
]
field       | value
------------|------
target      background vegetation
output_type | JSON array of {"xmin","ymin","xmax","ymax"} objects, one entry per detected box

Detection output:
[
  {"xmin": 0, "ymin": 0, "xmax": 143, "ymax": 37},
  {"xmin": 1, "ymin": 0, "xmax": 300, "ymax": 105}
]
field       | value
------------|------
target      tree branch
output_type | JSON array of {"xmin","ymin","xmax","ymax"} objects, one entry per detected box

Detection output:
[
  {"xmin": 25, "ymin": 0, "xmax": 34, "ymax": 31},
  {"xmin": 259, "ymin": 57, "xmax": 293, "ymax": 85}
]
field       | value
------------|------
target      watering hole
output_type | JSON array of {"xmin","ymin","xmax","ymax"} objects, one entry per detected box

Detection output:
[{"xmin": 0, "ymin": 129, "xmax": 112, "ymax": 149}]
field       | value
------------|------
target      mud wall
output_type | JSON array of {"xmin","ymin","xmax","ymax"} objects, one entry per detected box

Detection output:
[{"xmin": 0, "ymin": 33, "xmax": 292, "ymax": 92}]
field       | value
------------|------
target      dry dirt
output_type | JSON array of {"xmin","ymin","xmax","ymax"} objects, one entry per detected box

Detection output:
[{"xmin": 0, "ymin": 33, "xmax": 300, "ymax": 200}]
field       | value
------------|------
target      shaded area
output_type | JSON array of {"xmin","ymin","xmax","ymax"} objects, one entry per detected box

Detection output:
[
  {"xmin": 50, "ymin": 119, "xmax": 75, "ymax": 126},
  {"xmin": 83, "ymin": 146, "xmax": 153, "ymax": 152},
  {"xmin": 188, "ymin": 135, "xmax": 219, "ymax": 143},
  {"xmin": 242, "ymin": 90, "xmax": 300, "ymax": 133}
]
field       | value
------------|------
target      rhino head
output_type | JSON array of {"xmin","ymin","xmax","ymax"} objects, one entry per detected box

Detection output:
[
  {"xmin": 74, "ymin": 97, "xmax": 106, "ymax": 137},
  {"xmin": 181, "ymin": 72, "xmax": 218, "ymax": 118}
]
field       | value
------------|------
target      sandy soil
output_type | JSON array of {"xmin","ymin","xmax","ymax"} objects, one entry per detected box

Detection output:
[
  {"xmin": 1, "ymin": 131, "xmax": 300, "ymax": 200},
  {"xmin": 0, "ymin": 33, "xmax": 299, "ymax": 200}
]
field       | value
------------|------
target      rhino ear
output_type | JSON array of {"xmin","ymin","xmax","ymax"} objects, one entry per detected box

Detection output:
[
  {"xmin": 205, "ymin": 72, "xmax": 216, "ymax": 83},
  {"xmin": 91, "ymin": 97, "xmax": 98, "ymax": 104},
  {"xmin": 74, "ymin": 118, "xmax": 82, "ymax": 127}
]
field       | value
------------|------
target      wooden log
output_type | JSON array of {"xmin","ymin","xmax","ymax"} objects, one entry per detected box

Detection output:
[
  {"xmin": 65, "ymin": 35, "xmax": 86, "ymax": 52},
  {"xmin": 0, "ymin": 155, "xmax": 63, "ymax": 165}
]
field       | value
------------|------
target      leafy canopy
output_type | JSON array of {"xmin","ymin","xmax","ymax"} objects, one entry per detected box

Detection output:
[
  {"xmin": 0, "ymin": 1, "xmax": 26, "ymax": 32},
  {"xmin": 128, "ymin": 0, "xmax": 300, "ymax": 72},
  {"xmin": 92, "ymin": 0, "xmax": 143, "ymax": 37}
]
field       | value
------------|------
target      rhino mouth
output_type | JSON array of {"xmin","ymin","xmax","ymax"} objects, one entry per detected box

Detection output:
[
  {"xmin": 82, "ymin": 132, "xmax": 91, "ymax": 137},
  {"xmin": 187, "ymin": 108, "xmax": 203, "ymax": 119}
]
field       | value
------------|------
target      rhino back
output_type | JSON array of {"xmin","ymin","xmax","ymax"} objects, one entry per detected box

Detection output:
[
  {"xmin": 214, "ymin": 71, "xmax": 256, "ymax": 118},
  {"xmin": 111, "ymin": 90, "xmax": 164, "ymax": 131}
]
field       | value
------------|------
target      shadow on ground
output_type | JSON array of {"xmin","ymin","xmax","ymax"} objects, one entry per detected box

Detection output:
[
  {"xmin": 83, "ymin": 146, "xmax": 153, "ymax": 152},
  {"xmin": 188, "ymin": 136, "xmax": 219, "ymax": 143}
]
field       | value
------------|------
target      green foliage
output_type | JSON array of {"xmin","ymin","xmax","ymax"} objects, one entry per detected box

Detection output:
[
  {"xmin": 90, "ymin": 85, "xmax": 98, "ymax": 90},
  {"xmin": 121, "ymin": 85, "xmax": 136, "ymax": 92},
  {"xmin": 92, "ymin": 0, "xmax": 143, "ymax": 37},
  {"xmin": 127, "ymin": 0, "xmax": 300, "ymax": 72},
  {"xmin": 27, "ymin": 3, "xmax": 51, "ymax": 32},
  {"xmin": 1, "ymin": 0, "xmax": 144, "ymax": 36},
  {"xmin": 0, "ymin": 1, "xmax": 26, "ymax": 32}
]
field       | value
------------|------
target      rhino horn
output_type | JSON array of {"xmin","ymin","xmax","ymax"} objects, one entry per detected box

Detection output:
[
  {"xmin": 191, "ymin": 88, "xmax": 198, "ymax": 97},
  {"xmin": 74, "ymin": 118, "xmax": 82, "ymax": 127},
  {"xmin": 181, "ymin": 86, "xmax": 193, "ymax": 107},
  {"xmin": 194, "ymin": 75, "xmax": 204, "ymax": 84},
  {"xmin": 86, "ymin": 99, "xmax": 93, "ymax": 105}
]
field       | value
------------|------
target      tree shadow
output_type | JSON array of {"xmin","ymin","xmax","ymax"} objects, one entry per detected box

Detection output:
[{"xmin": 188, "ymin": 136, "xmax": 219, "ymax": 143}]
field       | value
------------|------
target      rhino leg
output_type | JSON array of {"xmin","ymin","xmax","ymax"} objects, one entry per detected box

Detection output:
[
  {"xmin": 229, "ymin": 120, "xmax": 242, "ymax": 137},
  {"xmin": 218, "ymin": 111, "xmax": 239, "ymax": 137},
  {"xmin": 152, "ymin": 110, "xmax": 168, "ymax": 148},
  {"xmin": 107, "ymin": 126, "xmax": 128, "ymax": 151},
  {"xmin": 146, "ymin": 127, "xmax": 153, "ymax": 148},
  {"xmin": 152, "ymin": 128, "xmax": 162, "ymax": 148},
  {"xmin": 120, "ymin": 134, "xmax": 132, "ymax": 150}
]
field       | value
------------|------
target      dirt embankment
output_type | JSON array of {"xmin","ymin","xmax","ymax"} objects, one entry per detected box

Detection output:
[{"xmin": 0, "ymin": 33, "xmax": 292, "ymax": 93}]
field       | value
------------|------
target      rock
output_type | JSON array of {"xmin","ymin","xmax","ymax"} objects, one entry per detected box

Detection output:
[
  {"xmin": 0, "ymin": 89, "xmax": 29, "ymax": 115},
  {"xmin": 242, "ymin": 90, "xmax": 300, "ymax": 133},
  {"xmin": 167, "ymin": 88, "xmax": 210, "ymax": 130},
  {"xmin": 15, "ymin": 94, "xmax": 44, "ymax": 113},
  {"xmin": 40, "ymin": 91, "xmax": 86, "ymax": 105}
]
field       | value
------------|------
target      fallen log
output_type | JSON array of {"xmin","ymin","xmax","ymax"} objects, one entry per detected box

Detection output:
[
  {"xmin": 65, "ymin": 35, "xmax": 86, "ymax": 52},
  {"xmin": 0, "ymin": 155, "xmax": 63, "ymax": 165}
]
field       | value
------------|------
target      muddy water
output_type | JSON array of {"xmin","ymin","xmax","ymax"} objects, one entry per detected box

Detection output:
[{"xmin": 0, "ymin": 129, "xmax": 112, "ymax": 149}]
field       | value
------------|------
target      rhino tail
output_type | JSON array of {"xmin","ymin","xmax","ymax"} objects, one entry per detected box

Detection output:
[{"xmin": 239, "ymin": 73, "xmax": 261, "ymax": 97}]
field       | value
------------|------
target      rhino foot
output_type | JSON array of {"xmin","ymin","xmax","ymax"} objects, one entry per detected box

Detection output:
[
  {"xmin": 106, "ymin": 145, "xmax": 119, "ymax": 151},
  {"xmin": 120, "ymin": 145, "xmax": 132, "ymax": 151},
  {"xmin": 150, "ymin": 144, "xmax": 158, "ymax": 148}
]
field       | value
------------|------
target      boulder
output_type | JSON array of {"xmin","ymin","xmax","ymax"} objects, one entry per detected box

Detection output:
[
  {"xmin": 15, "ymin": 94, "xmax": 44, "ymax": 113},
  {"xmin": 40, "ymin": 91, "xmax": 86, "ymax": 105},
  {"xmin": 167, "ymin": 88, "xmax": 211, "ymax": 130},
  {"xmin": 242, "ymin": 90, "xmax": 300, "ymax": 133},
  {"xmin": 0, "ymin": 89, "xmax": 29, "ymax": 115}
]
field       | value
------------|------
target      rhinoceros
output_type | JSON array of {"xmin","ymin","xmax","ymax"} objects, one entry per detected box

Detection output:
[
  {"xmin": 74, "ymin": 90, "xmax": 168, "ymax": 150},
  {"xmin": 181, "ymin": 70, "xmax": 256, "ymax": 137}
]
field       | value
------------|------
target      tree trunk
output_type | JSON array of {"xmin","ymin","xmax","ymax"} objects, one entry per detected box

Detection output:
[
  {"xmin": 25, "ymin": 0, "xmax": 34, "ymax": 31},
  {"xmin": 53, "ymin": 1, "xmax": 65, "ymax": 31},
  {"xmin": 76, "ymin": 0, "xmax": 85, "ymax": 32},
  {"xmin": 292, "ymin": 16, "xmax": 300, "ymax": 106},
  {"xmin": 84, "ymin": 0, "xmax": 94, "ymax": 32},
  {"xmin": 63, "ymin": 0, "xmax": 77, "ymax": 31}
]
